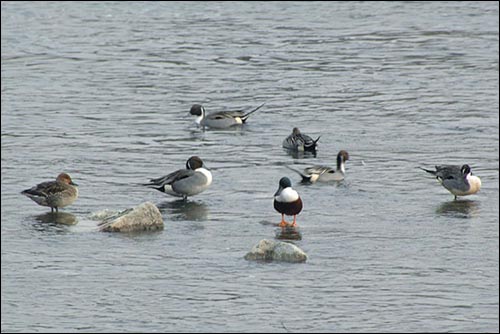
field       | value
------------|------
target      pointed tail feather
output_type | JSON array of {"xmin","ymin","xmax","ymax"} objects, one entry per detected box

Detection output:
[
  {"xmin": 418, "ymin": 167, "xmax": 436, "ymax": 175},
  {"xmin": 142, "ymin": 182, "xmax": 166, "ymax": 193},
  {"xmin": 285, "ymin": 165, "xmax": 312, "ymax": 183},
  {"xmin": 241, "ymin": 103, "xmax": 265, "ymax": 121}
]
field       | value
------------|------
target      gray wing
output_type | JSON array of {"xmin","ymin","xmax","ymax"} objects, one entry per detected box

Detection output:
[
  {"xmin": 434, "ymin": 165, "xmax": 469, "ymax": 192},
  {"xmin": 202, "ymin": 111, "xmax": 241, "ymax": 128},
  {"xmin": 145, "ymin": 169, "xmax": 194, "ymax": 187},
  {"xmin": 171, "ymin": 172, "xmax": 210, "ymax": 196},
  {"xmin": 207, "ymin": 111, "xmax": 245, "ymax": 120},
  {"xmin": 299, "ymin": 134, "xmax": 317, "ymax": 149},
  {"xmin": 22, "ymin": 181, "xmax": 62, "ymax": 197},
  {"xmin": 434, "ymin": 165, "xmax": 462, "ymax": 181},
  {"xmin": 283, "ymin": 133, "xmax": 304, "ymax": 149},
  {"xmin": 304, "ymin": 165, "xmax": 333, "ymax": 176}
]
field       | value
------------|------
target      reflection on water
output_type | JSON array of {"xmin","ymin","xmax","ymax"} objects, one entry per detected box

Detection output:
[
  {"xmin": 435, "ymin": 200, "xmax": 480, "ymax": 218},
  {"xmin": 157, "ymin": 200, "xmax": 209, "ymax": 221},
  {"xmin": 34, "ymin": 212, "xmax": 78, "ymax": 225},
  {"xmin": 27, "ymin": 212, "xmax": 78, "ymax": 234},
  {"xmin": 283, "ymin": 148, "xmax": 317, "ymax": 159},
  {"xmin": 275, "ymin": 225, "xmax": 302, "ymax": 240}
]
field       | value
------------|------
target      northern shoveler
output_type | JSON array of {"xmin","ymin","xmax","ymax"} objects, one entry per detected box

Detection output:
[{"xmin": 273, "ymin": 177, "xmax": 303, "ymax": 227}]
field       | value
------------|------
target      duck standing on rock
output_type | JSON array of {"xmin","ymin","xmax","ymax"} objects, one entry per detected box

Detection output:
[{"xmin": 273, "ymin": 177, "xmax": 303, "ymax": 227}]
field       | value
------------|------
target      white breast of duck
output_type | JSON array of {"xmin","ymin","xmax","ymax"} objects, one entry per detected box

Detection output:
[
  {"xmin": 197, "ymin": 167, "xmax": 213, "ymax": 187},
  {"xmin": 448, "ymin": 173, "xmax": 482, "ymax": 196},
  {"xmin": 275, "ymin": 187, "xmax": 299, "ymax": 203}
]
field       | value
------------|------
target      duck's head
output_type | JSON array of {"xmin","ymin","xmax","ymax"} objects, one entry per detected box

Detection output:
[
  {"xmin": 338, "ymin": 150, "xmax": 350, "ymax": 161},
  {"xmin": 461, "ymin": 164, "xmax": 471, "ymax": 177},
  {"xmin": 57, "ymin": 173, "xmax": 78, "ymax": 186},
  {"xmin": 189, "ymin": 104, "xmax": 205, "ymax": 117},
  {"xmin": 279, "ymin": 177, "xmax": 292, "ymax": 188},
  {"xmin": 186, "ymin": 156, "xmax": 204, "ymax": 170},
  {"xmin": 275, "ymin": 177, "xmax": 292, "ymax": 196}
]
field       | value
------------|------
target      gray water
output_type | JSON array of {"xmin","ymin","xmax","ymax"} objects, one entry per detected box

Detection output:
[{"xmin": 1, "ymin": 1, "xmax": 499, "ymax": 333}]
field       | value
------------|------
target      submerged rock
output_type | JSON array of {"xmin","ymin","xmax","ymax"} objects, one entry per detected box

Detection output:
[
  {"xmin": 244, "ymin": 239, "xmax": 307, "ymax": 263},
  {"xmin": 97, "ymin": 202, "xmax": 164, "ymax": 232}
]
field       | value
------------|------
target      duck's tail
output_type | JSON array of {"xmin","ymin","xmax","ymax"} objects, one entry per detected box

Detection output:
[
  {"xmin": 285, "ymin": 165, "xmax": 312, "ymax": 183},
  {"xmin": 241, "ymin": 103, "xmax": 265, "ymax": 122},
  {"xmin": 418, "ymin": 167, "xmax": 436, "ymax": 175}
]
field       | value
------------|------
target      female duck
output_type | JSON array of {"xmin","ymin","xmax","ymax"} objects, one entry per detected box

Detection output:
[
  {"xmin": 190, "ymin": 103, "xmax": 264, "ymax": 129},
  {"xmin": 420, "ymin": 164, "xmax": 481, "ymax": 200},
  {"xmin": 21, "ymin": 173, "xmax": 79, "ymax": 212},
  {"xmin": 288, "ymin": 150, "xmax": 350, "ymax": 183},
  {"xmin": 273, "ymin": 177, "xmax": 303, "ymax": 227},
  {"xmin": 144, "ymin": 156, "xmax": 212, "ymax": 200},
  {"xmin": 282, "ymin": 127, "xmax": 321, "ymax": 152}
]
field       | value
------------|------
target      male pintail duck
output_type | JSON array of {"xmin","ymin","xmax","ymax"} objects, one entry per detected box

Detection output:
[
  {"xmin": 190, "ymin": 103, "xmax": 265, "ymax": 129},
  {"xmin": 21, "ymin": 173, "xmax": 79, "ymax": 212},
  {"xmin": 287, "ymin": 150, "xmax": 350, "ymax": 183},
  {"xmin": 144, "ymin": 156, "xmax": 212, "ymax": 200},
  {"xmin": 273, "ymin": 177, "xmax": 303, "ymax": 227},
  {"xmin": 282, "ymin": 127, "xmax": 320, "ymax": 152},
  {"xmin": 420, "ymin": 164, "xmax": 481, "ymax": 200}
]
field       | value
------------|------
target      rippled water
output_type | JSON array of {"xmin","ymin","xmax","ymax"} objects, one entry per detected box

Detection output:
[{"xmin": 2, "ymin": 2, "xmax": 499, "ymax": 332}]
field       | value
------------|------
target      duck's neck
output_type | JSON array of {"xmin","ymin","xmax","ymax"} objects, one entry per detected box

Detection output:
[
  {"xmin": 466, "ymin": 173, "xmax": 481, "ymax": 194},
  {"xmin": 197, "ymin": 167, "xmax": 212, "ymax": 186},
  {"xmin": 194, "ymin": 107, "xmax": 206, "ymax": 125},
  {"xmin": 337, "ymin": 154, "xmax": 346, "ymax": 174}
]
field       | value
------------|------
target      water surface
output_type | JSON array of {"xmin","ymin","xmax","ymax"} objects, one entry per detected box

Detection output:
[{"xmin": 2, "ymin": 2, "xmax": 499, "ymax": 332}]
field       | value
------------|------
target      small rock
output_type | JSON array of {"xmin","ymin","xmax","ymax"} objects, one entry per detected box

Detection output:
[
  {"xmin": 244, "ymin": 239, "xmax": 307, "ymax": 263},
  {"xmin": 98, "ymin": 202, "xmax": 164, "ymax": 232}
]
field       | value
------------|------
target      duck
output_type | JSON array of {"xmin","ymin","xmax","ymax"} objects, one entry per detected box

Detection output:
[
  {"xmin": 420, "ymin": 164, "xmax": 481, "ymax": 200},
  {"xmin": 189, "ymin": 103, "xmax": 265, "ymax": 129},
  {"xmin": 273, "ymin": 177, "xmax": 303, "ymax": 227},
  {"xmin": 282, "ymin": 127, "xmax": 320, "ymax": 152},
  {"xmin": 287, "ymin": 150, "xmax": 350, "ymax": 183},
  {"xmin": 144, "ymin": 156, "xmax": 212, "ymax": 200},
  {"xmin": 21, "ymin": 173, "xmax": 79, "ymax": 212}
]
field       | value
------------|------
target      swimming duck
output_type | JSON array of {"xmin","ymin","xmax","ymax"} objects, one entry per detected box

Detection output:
[
  {"xmin": 190, "ymin": 103, "xmax": 265, "ymax": 129},
  {"xmin": 282, "ymin": 127, "xmax": 320, "ymax": 152},
  {"xmin": 273, "ymin": 177, "xmax": 303, "ymax": 227},
  {"xmin": 21, "ymin": 173, "xmax": 79, "ymax": 212},
  {"xmin": 144, "ymin": 156, "xmax": 212, "ymax": 200},
  {"xmin": 420, "ymin": 164, "xmax": 481, "ymax": 200},
  {"xmin": 287, "ymin": 150, "xmax": 350, "ymax": 183}
]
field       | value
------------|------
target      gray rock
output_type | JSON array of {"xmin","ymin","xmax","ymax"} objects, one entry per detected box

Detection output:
[
  {"xmin": 244, "ymin": 239, "xmax": 307, "ymax": 263},
  {"xmin": 98, "ymin": 202, "xmax": 164, "ymax": 232}
]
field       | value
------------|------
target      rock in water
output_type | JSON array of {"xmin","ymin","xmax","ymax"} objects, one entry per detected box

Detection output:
[
  {"xmin": 244, "ymin": 239, "xmax": 307, "ymax": 263},
  {"xmin": 98, "ymin": 202, "xmax": 164, "ymax": 232}
]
